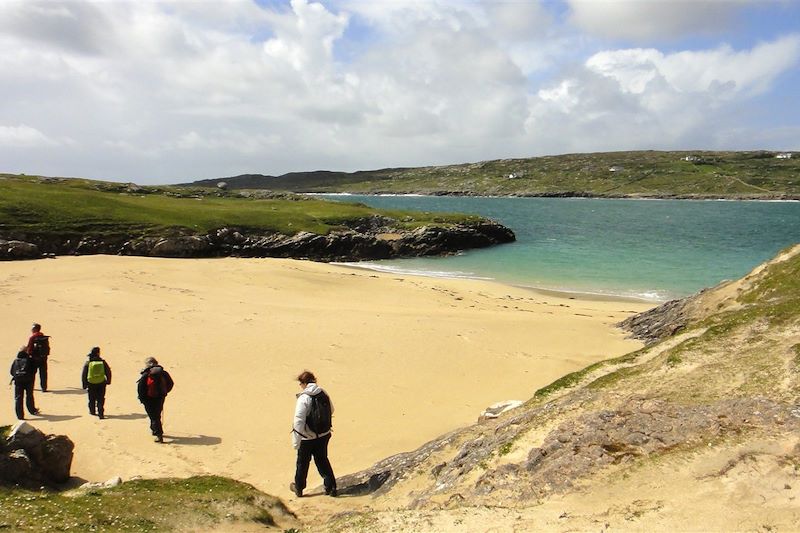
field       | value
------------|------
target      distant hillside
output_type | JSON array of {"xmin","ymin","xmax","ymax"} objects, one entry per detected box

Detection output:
[
  {"xmin": 180, "ymin": 150, "xmax": 800, "ymax": 199},
  {"xmin": 321, "ymin": 243, "xmax": 800, "ymax": 531}
]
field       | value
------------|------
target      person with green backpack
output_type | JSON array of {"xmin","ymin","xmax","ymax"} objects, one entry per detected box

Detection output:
[{"xmin": 81, "ymin": 347, "xmax": 112, "ymax": 419}]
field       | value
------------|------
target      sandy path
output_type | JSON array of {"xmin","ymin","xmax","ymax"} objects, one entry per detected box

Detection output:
[{"xmin": 0, "ymin": 256, "xmax": 651, "ymax": 499}]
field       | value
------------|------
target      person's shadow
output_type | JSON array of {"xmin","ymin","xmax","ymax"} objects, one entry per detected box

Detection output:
[
  {"xmin": 34, "ymin": 413, "xmax": 81, "ymax": 422},
  {"xmin": 46, "ymin": 388, "xmax": 85, "ymax": 396},
  {"xmin": 163, "ymin": 434, "xmax": 221, "ymax": 446},
  {"xmin": 105, "ymin": 413, "xmax": 147, "ymax": 420}
]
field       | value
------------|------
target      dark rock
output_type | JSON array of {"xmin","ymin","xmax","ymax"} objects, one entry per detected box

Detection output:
[
  {"xmin": 1, "ymin": 422, "xmax": 75, "ymax": 487},
  {"xmin": 0, "ymin": 239, "xmax": 41, "ymax": 260}
]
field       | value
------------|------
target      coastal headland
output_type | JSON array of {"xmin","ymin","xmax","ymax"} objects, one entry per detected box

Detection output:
[{"xmin": 0, "ymin": 255, "xmax": 650, "ymax": 504}]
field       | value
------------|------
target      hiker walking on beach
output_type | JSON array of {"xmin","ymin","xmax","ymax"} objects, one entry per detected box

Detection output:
[
  {"xmin": 26, "ymin": 323, "xmax": 50, "ymax": 392},
  {"xmin": 10, "ymin": 348, "xmax": 39, "ymax": 419},
  {"xmin": 81, "ymin": 347, "xmax": 112, "ymax": 419},
  {"xmin": 290, "ymin": 371, "xmax": 337, "ymax": 498},
  {"xmin": 137, "ymin": 357, "xmax": 174, "ymax": 443}
]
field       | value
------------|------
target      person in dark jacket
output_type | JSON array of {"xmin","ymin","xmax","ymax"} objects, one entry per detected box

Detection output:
[
  {"xmin": 26, "ymin": 323, "xmax": 49, "ymax": 392},
  {"xmin": 81, "ymin": 347, "xmax": 112, "ymax": 419},
  {"xmin": 10, "ymin": 348, "xmax": 39, "ymax": 419},
  {"xmin": 137, "ymin": 357, "xmax": 174, "ymax": 443}
]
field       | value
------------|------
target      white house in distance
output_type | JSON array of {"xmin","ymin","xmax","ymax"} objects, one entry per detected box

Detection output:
[
  {"xmin": 682, "ymin": 155, "xmax": 702, "ymax": 162},
  {"xmin": 776, "ymin": 153, "xmax": 793, "ymax": 159},
  {"xmin": 609, "ymin": 166, "xmax": 622, "ymax": 172}
]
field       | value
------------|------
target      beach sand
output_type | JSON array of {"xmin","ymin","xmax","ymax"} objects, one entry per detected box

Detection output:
[{"xmin": 0, "ymin": 256, "xmax": 651, "ymax": 502}]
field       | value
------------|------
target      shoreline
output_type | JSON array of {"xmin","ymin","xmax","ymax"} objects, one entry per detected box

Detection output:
[
  {"xmin": 314, "ymin": 191, "xmax": 800, "ymax": 202},
  {"xmin": 334, "ymin": 260, "xmax": 670, "ymax": 304}
]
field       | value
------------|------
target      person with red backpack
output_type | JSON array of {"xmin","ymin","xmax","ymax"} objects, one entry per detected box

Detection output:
[
  {"xmin": 26, "ymin": 323, "xmax": 50, "ymax": 392},
  {"xmin": 290, "ymin": 370, "xmax": 337, "ymax": 498},
  {"xmin": 137, "ymin": 357, "xmax": 174, "ymax": 443},
  {"xmin": 81, "ymin": 347, "xmax": 112, "ymax": 419},
  {"xmin": 10, "ymin": 347, "xmax": 40, "ymax": 419}
]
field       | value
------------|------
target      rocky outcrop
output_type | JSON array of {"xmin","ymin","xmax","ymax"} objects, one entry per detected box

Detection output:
[
  {"xmin": 1, "ymin": 218, "xmax": 515, "ymax": 262},
  {"xmin": 0, "ymin": 239, "xmax": 41, "ymax": 261},
  {"xmin": 617, "ymin": 294, "xmax": 698, "ymax": 344},
  {"xmin": 0, "ymin": 422, "xmax": 75, "ymax": 487}
]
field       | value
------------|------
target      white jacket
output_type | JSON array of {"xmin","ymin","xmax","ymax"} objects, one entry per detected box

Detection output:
[{"xmin": 292, "ymin": 383, "xmax": 334, "ymax": 449}]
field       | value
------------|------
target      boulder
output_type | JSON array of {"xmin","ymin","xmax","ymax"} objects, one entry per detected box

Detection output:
[
  {"xmin": 0, "ymin": 239, "xmax": 41, "ymax": 260},
  {"xmin": 1, "ymin": 422, "xmax": 74, "ymax": 487}
]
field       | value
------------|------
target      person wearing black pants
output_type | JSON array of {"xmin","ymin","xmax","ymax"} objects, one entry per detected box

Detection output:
[
  {"xmin": 10, "ymin": 349, "xmax": 39, "ymax": 419},
  {"xmin": 81, "ymin": 347, "xmax": 112, "ymax": 419},
  {"xmin": 291, "ymin": 371, "xmax": 337, "ymax": 497},
  {"xmin": 137, "ymin": 357, "xmax": 174, "ymax": 443}
]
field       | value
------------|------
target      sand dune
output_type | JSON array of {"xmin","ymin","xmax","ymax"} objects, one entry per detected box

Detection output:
[{"xmin": 0, "ymin": 256, "xmax": 650, "ymax": 499}]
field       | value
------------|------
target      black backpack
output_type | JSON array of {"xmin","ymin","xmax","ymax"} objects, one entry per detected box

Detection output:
[
  {"xmin": 12, "ymin": 358, "xmax": 32, "ymax": 381},
  {"xmin": 31, "ymin": 335, "xmax": 50, "ymax": 360},
  {"xmin": 306, "ymin": 391, "xmax": 332, "ymax": 435}
]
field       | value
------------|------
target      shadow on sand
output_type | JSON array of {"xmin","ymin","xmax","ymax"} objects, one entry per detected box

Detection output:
[
  {"xmin": 34, "ymin": 413, "xmax": 81, "ymax": 422},
  {"xmin": 164, "ymin": 434, "xmax": 222, "ymax": 446},
  {"xmin": 45, "ymin": 388, "xmax": 86, "ymax": 396},
  {"xmin": 105, "ymin": 413, "xmax": 148, "ymax": 420}
]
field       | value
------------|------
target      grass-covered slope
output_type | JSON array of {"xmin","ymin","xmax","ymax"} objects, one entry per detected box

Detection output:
[
  {"xmin": 323, "ymin": 244, "xmax": 800, "ymax": 531},
  {"xmin": 0, "ymin": 476, "xmax": 297, "ymax": 532},
  {"xmin": 0, "ymin": 174, "xmax": 479, "ymax": 237},
  {"xmin": 186, "ymin": 150, "xmax": 800, "ymax": 198}
]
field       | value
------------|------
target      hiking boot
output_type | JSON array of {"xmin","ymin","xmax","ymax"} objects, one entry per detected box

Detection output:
[
  {"xmin": 326, "ymin": 488, "xmax": 338, "ymax": 497},
  {"xmin": 98, "ymin": 413, "xmax": 105, "ymax": 420},
  {"xmin": 154, "ymin": 435, "xmax": 164, "ymax": 443},
  {"xmin": 30, "ymin": 409, "xmax": 40, "ymax": 416},
  {"xmin": 89, "ymin": 411, "xmax": 96, "ymax": 416},
  {"xmin": 289, "ymin": 482, "xmax": 302, "ymax": 498}
]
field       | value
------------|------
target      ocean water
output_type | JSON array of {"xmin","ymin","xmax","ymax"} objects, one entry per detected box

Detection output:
[{"xmin": 322, "ymin": 195, "xmax": 800, "ymax": 302}]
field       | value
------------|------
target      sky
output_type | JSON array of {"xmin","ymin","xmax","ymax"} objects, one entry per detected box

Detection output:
[{"xmin": 0, "ymin": 0, "xmax": 798, "ymax": 184}]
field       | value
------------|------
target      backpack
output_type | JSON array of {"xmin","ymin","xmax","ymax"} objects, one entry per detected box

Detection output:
[
  {"xmin": 12, "ymin": 358, "xmax": 32, "ymax": 381},
  {"xmin": 86, "ymin": 360, "xmax": 107, "ymax": 385},
  {"xmin": 145, "ymin": 370, "xmax": 173, "ymax": 398},
  {"xmin": 306, "ymin": 391, "xmax": 333, "ymax": 435},
  {"xmin": 31, "ymin": 335, "xmax": 50, "ymax": 361}
]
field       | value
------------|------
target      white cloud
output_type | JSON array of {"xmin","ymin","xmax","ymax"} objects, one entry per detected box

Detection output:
[
  {"xmin": 0, "ymin": 125, "xmax": 61, "ymax": 147},
  {"xmin": 585, "ymin": 36, "xmax": 800, "ymax": 104},
  {"xmin": 566, "ymin": 0, "xmax": 755, "ymax": 41}
]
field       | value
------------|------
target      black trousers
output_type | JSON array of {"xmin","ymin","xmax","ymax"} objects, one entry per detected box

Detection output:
[
  {"xmin": 87, "ymin": 383, "xmax": 107, "ymax": 416},
  {"xmin": 142, "ymin": 397, "xmax": 165, "ymax": 436},
  {"xmin": 295, "ymin": 433, "xmax": 336, "ymax": 493},
  {"xmin": 33, "ymin": 358, "xmax": 48, "ymax": 391},
  {"xmin": 13, "ymin": 380, "xmax": 37, "ymax": 419}
]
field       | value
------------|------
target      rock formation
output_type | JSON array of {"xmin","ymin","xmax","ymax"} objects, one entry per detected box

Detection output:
[
  {"xmin": 2, "ymin": 217, "xmax": 515, "ymax": 262},
  {"xmin": 0, "ymin": 422, "xmax": 75, "ymax": 487}
]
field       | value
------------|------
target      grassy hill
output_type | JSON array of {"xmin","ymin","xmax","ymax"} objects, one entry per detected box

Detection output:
[
  {"xmin": 183, "ymin": 150, "xmax": 800, "ymax": 198},
  {"xmin": 0, "ymin": 174, "xmax": 479, "ymax": 238}
]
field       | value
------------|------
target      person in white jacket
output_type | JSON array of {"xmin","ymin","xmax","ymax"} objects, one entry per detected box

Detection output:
[{"xmin": 290, "ymin": 371, "xmax": 337, "ymax": 498}]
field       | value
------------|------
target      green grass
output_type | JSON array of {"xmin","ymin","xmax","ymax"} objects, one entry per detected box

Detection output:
[
  {"xmin": 185, "ymin": 150, "xmax": 800, "ymax": 198},
  {"xmin": 0, "ymin": 476, "xmax": 291, "ymax": 532},
  {"xmin": 0, "ymin": 174, "xmax": 484, "ymax": 238}
]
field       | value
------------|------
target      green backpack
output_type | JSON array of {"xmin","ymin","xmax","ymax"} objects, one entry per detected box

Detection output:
[{"xmin": 87, "ymin": 360, "xmax": 107, "ymax": 384}]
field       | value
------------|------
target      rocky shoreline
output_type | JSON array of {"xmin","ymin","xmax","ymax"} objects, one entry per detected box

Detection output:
[{"xmin": 0, "ymin": 217, "xmax": 515, "ymax": 262}]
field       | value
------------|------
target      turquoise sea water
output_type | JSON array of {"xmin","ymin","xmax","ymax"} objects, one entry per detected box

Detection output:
[{"xmin": 322, "ymin": 195, "xmax": 800, "ymax": 302}]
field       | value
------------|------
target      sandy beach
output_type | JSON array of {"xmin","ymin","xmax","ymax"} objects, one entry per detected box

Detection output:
[{"xmin": 0, "ymin": 256, "xmax": 651, "ymax": 500}]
